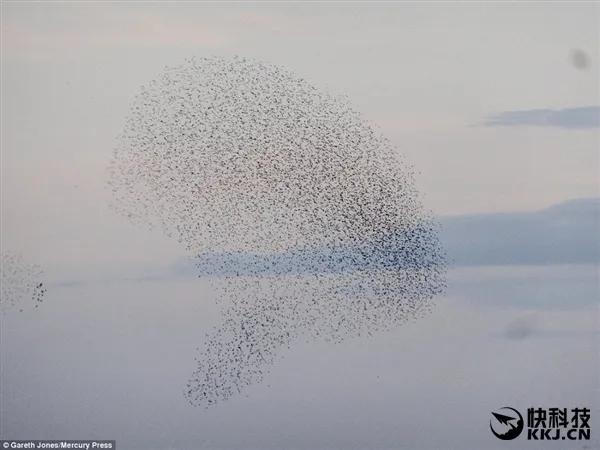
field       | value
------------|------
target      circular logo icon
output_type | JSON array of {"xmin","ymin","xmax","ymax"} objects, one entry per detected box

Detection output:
[{"xmin": 490, "ymin": 407, "xmax": 524, "ymax": 440}]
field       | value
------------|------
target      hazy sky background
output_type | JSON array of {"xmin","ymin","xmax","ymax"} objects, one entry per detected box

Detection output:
[{"xmin": 1, "ymin": 2, "xmax": 598, "ymax": 450}]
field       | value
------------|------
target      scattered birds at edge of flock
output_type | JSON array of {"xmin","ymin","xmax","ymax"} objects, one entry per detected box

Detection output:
[{"xmin": 1, "ymin": 250, "xmax": 46, "ymax": 314}]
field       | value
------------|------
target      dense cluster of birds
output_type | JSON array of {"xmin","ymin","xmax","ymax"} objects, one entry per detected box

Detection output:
[
  {"xmin": 1, "ymin": 251, "xmax": 46, "ymax": 314},
  {"xmin": 107, "ymin": 56, "xmax": 447, "ymax": 408}
]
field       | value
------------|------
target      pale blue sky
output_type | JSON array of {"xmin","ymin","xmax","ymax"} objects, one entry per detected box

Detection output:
[{"xmin": 1, "ymin": 2, "xmax": 599, "ymax": 449}]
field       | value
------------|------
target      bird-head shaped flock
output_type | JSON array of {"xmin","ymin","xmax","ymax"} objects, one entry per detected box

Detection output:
[{"xmin": 107, "ymin": 55, "xmax": 448, "ymax": 408}]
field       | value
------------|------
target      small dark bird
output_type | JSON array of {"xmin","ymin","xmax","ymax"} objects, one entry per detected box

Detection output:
[{"xmin": 571, "ymin": 49, "xmax": 591, "ymax": 70}]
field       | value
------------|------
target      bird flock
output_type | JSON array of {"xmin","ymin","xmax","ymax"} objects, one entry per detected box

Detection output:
[
  {"xmin": 1, "ymin": 251, "xmax": 46, "ymax": 314},
  {"xmin": 107, "ymin": 55, "xmax": 447, "ymax": 408}
]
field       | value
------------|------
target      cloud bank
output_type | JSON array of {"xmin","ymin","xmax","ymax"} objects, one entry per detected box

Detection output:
[
  {"xmin": 45, "ymin": 197, "xmax": 598, "ymax": 289},
  {"xmin": 173, "ymin": 197, "xmax": 598, "ymax": 277},
  {"xmin": 441, "ymin": 197, "xmax": 599, "ymax": 266},
  {"xmin": 481, "ymin": 106, "xmax": 600, "ymax": 129}
]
